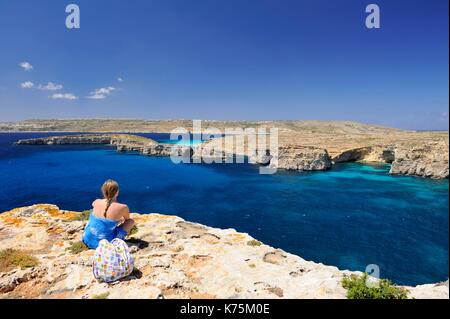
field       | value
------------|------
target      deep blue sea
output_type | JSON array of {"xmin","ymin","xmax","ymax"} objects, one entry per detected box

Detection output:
[{"xmin": 0, "ymin": 133, "xmax": 448, "ymax": 286}]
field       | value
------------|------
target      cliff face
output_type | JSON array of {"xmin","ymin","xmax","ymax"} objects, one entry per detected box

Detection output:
[
  {"xmin": 274, "ymin": 146, "xmax": 332, "ymax": 171},
  {"xmin": 195, "ymin": 137, "xmax": 332, "ymax": 172},
  {"xmin": 332, "ymin": 146, "xmax": 395, "ymax": 164},
  {"xmin": 331, "ymin": 142, "xmax": 449, "ymax": 179},
  {"xmin": 339, "ymin": 144, "xmax": 449, "ymax": 179},
  {"xmin": 0, "ymin": 205, "xmax": 448, "ymax": 299},
  {"xmin": 389, "ymin": 141, "xmax": 449, "ymax": 179}
]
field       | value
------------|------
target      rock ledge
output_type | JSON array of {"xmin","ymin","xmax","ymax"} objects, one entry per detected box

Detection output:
[{"xmin": 0, "ymin": 205, "xmax": 447, "ymax": 299}]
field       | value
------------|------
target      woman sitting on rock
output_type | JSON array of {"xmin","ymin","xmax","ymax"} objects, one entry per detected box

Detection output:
[{"xmin": 82, "ymin": 179, "xmax": 135, "ymax": 249}]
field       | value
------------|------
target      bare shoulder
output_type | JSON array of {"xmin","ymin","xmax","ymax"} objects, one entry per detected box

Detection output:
[
  {"xmin": 117, "ymin": 203, "xmax": 129, "ymax": 212},
  {"xmin": 117, "ymin": 203, "xmax": 130, "ymax": 218}
]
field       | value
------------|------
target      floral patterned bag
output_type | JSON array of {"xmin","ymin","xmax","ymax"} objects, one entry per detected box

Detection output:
[{"xmin": 93, "ymin": 238, "xmax": 134, "ymax": 283}]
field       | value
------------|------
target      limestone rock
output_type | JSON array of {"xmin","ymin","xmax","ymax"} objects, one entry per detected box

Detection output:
[
  {"xmin": 390, "ymin": 141, "xmax": 449, "ymax": 179},
  {"xmin": 16, "ymin": 135, "xmax": 113, "ymax": 145},
  {"xmin": 333, "ymin": 146, "xmax": 395, "ymax": 164},
  {"xmin": 407, "ymin": 280, "xmax": 449, "ymax": 299},
  {"xmin": 274, "ymin": 146, "xmax": 332, "ymax": 171},
  {"xmin": 1, "ymin": 204, "xmax": 446, "ymax": 299}
]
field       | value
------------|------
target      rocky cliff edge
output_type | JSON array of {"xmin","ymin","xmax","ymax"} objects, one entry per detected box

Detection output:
[{"xmin": 0, "ymin": 205, "xmax": 448, "ymax": 299}]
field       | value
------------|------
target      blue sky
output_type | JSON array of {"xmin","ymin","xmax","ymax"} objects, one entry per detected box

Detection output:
[{"xmin": 0, "ymin": 0, "xmax": 448, "ymax": 130}]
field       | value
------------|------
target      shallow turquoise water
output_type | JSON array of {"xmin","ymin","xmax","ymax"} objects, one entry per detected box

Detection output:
[{"xmin": 0, "ymin": 133, "xmax": 448, "ymax": 285}]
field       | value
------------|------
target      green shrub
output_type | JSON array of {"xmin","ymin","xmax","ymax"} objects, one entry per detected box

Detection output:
[
  {"xmin": 247, "ymin": 240, "xmax": 262, "ymax": 247},
  {"xmin": 0, "ymin": 249, "xmax": 39, "ymax": 272},
  {"xmin": 92, "ymin": 292, "xmax": 110, "ymax": 299},
  {"xmin": 67, "ymin": 241, "xmax": 89, "ymax": 254},
  {"xmin": 342, "ymin": 273, "xmax": 409, "ymax": 299}
]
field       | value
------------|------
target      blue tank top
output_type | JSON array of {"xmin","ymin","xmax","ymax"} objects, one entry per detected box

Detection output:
[{"xmin": 82, "ymin": 211, "xmax": 127, "ymax": 249}]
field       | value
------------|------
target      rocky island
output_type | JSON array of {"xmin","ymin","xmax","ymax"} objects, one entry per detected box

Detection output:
[{"xmin": 0, "ymin": 204, "xmax": 448, "ymax": 299}]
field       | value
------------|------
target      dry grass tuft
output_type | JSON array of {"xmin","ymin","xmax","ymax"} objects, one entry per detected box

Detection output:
[
  {"xmin": 0, "ymin": 249, "xmax": 39, "ymax": 272},
  {"xmin": 67, "ymin": 241, "xmax": 89, "ymax": 254}
]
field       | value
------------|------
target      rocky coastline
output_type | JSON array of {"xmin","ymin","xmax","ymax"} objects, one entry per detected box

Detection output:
[
  {"xmin": 15, "ymin": 133, "xmax": 449, "ymax": 179},
  {"xmin": 0, "ymin": 204, "xmax": 448, "ymax": 299}
]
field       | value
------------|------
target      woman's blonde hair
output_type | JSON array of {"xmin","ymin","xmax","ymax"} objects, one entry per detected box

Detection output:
[{"xmin": 101, "ymin": 179, "xmax": 119, "ymax": 217}]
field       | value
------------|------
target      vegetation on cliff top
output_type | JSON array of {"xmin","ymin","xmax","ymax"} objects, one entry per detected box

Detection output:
[
  {"xmin": 67, "ymin": 210, "xmax": 91, "ymax": 222},
  {"xmin": 92, "ymin": 292, "xmax": 110, "ymax": 299},
  {"xmin": 342, "ymin": 273, "xmax": 409, "ymax": 299},
  {"xmin": 67, "ymin": 241, "xmax": 89, "ymax": 254},
  {"xmin": 247, "ymin": 240, "xmax": 262, "ymax": 247},
  {"xmin": 0, "ymin": 249, "xmax": 39, "ymax": 272}
]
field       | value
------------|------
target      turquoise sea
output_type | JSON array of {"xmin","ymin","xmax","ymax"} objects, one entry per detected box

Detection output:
[{"xmin": 0, "ymin": 132, "xmax": 448, "ymax": 286}]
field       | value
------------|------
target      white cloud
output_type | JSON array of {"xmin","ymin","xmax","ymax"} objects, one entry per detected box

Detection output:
[
  {"xmin": 19, "ymin": 61, "xmax": 33, "ymax": 71},
  {"xmin": 38, "ymin": 82, "xmax": 63, "ymax": 91},
  {"xmin": 50, "ymin": 93, "xmax": 78, "ymax": 100},
  {"xmin": 20, "ymin": 81, "xmax": 34, "ymax": 89},
  {"xmin": 87, "ymin": 86, "xmax": 116, "ymax": 100},
  {"xmin": 117, "ymin": 77, "xmax": 124, "ymax": 82},
  {"xmin": 87, "ymin": 94, "xmax": 107, "ymax": 100}
]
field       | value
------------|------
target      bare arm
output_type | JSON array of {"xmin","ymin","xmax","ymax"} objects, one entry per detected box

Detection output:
[{"xmin": 121, "ymin": 205, "xmax": 131, "ymax": 220}]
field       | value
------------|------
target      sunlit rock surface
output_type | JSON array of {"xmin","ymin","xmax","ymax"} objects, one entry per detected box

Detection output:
[{"xmin": 0, "ymin": 205, "xmax": 447, "ymax": 299}]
